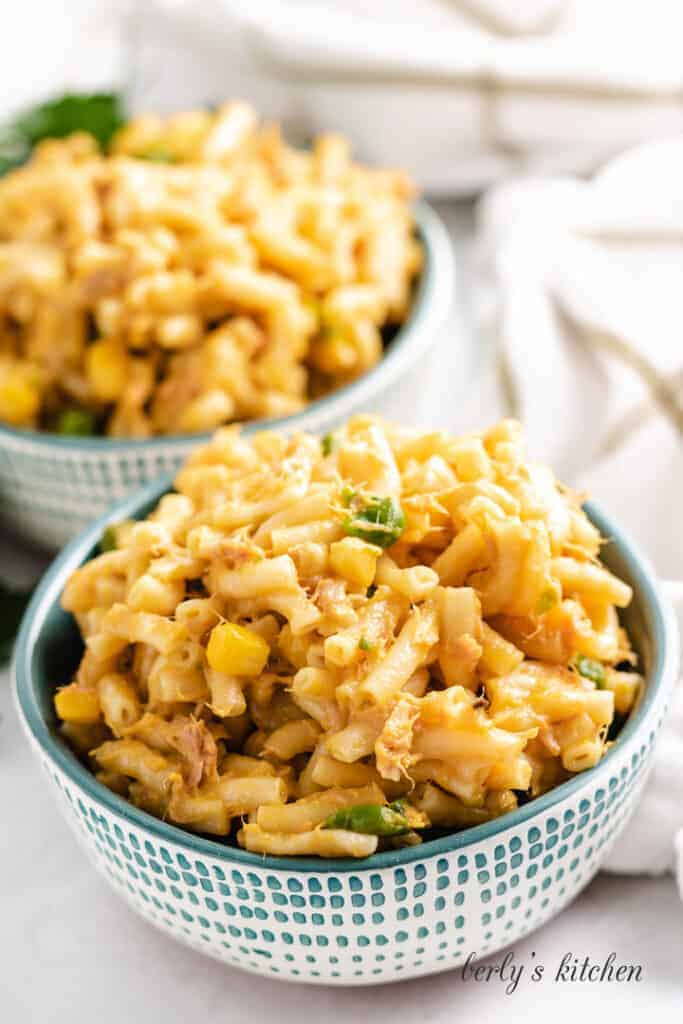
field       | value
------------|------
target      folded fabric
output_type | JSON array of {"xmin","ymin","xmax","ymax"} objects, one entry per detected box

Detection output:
[
  {"xmin": 131, "ymin": 0, "xmax": 683, "ymax": 194},
  {"xmin": 476, "ymin": 138, "xmax": 683, "ymax": 577},
  {"xmin": 452, "ymin": 0, "xmax": 565, "ymax": 36},
  {"xmin": 602, "ymin": 582, "xmax": 683, "ymax": 883}
]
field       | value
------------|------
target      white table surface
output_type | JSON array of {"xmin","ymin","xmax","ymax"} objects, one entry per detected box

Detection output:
[{"xmin": 2, "ymin": 202, "xmax": 682, "ymax": 1021}]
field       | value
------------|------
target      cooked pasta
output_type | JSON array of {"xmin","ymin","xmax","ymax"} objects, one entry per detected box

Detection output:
[
  {"xmin": 54, "ymin": 416, "xmax": 642, "ymax": 856},
  {"xmin": 0, "ymin": 103, "xmax": 419, "ymax": 436}
]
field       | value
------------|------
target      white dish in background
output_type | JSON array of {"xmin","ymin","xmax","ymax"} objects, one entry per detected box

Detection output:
[{"xmin": 0, "ymin": 202, "xmax": 456, "ymax": 551}]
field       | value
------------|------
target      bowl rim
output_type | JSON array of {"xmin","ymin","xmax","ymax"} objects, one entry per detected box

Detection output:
[
  {"xmin": 13, "ymin": 486, "xmax": 679, "ymax": 874},
  {"xmin": 0, "ymin": 200, "xmax": 453, "ymax": 452}
]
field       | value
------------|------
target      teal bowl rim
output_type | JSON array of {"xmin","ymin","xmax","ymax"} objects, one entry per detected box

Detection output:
[
  {"xmin": 0, "ymin": 201, "xmax": 451, "ymax": 452},
  {"xmin": 13, "ymin": 486, "xmax": 677, "ymax": 874}
]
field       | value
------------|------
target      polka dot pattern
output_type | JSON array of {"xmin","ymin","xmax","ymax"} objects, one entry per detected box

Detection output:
[
  {"xmin": 34, "ymin": 723, "xmax": 660, "ymax": 984},
  {"xmin": 0, "ymin": 434, "xmax": 190, "ymax": 550}
]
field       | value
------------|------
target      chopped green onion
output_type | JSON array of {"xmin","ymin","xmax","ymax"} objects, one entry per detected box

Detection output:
[
  {"xmin": 321, "ymin": 433, "xmax": 336, "ymax": 456},
  {"xmin": 343, "ymin": 495, "xmax": 405, "ymax": 549},
  {"xmin": 340, "ymin": 486, "xmax": 357, "ymax": 507},
  {"xmin": 55, "ymin": 408, "xmax": 96, "ymax": 436},
  {"xmin": 574, "ymin": 654, "xmax": 606, "ymax": 689},
  {"xmin": 358, "ymin": 636, "xmax": 374, "ymax": 652},
  {"xmin": 99, "ymin": 525, "xmax": 119, "ymax": 553},
  {"xmin": 321, "ymin": 803, "xmax": 411, "ymax": 837}
]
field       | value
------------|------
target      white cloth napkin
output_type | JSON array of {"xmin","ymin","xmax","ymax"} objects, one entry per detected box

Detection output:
[
  {"xmin": 131, "ymin": 0, "xmax": 683, "ymax": 194},
  {"xmin": 476, "ymin": 139, "xmax": 683, "ymax": 892},
  {"xmin": 452, "ymin": 0, "xmax": 565, "ymax": 36},
  {"xmin": 476, "ymin": 138, "xmax": 683, "ymax": 574},
  {"xmin": 603, "ymin": 582, "xmax": 683, "ymax": 893}
]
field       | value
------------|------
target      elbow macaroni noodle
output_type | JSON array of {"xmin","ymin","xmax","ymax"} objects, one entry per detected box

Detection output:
[
  {"xmin": 0, "ymin": 102, "xmax": 419, "ymax": 435},
  {"xmin": 54, "ymin": 416, "xmax": 642, "ymax": 857}
]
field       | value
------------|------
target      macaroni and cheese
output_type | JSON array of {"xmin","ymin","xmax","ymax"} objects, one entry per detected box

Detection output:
[
  {"xmin": 54, "ymin": 417, "xmax": 641, "ymax": 857},
  {"xmin": 0, "ymin": 103, "xmax": 419, "ymax": 436}
]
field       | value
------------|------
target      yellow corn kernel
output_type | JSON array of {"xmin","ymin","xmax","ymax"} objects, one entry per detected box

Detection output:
[
  {"xmin": 0, "ymin": 370, "xmax": 40, "ymax": 426},
  {"xmin": 86, "ymin": 339, "xmax": 129, "ymax": 401},
  {"xmin": 329, "ymin": 536, "xmax": 381, "ymax": 590},
  {"xmin": 206, "ymin": 622, "xmax": 270, "ymax": 676},
  {"xmin": 54, "ymin": 683, "xmax": 102, "ymax": 725}
]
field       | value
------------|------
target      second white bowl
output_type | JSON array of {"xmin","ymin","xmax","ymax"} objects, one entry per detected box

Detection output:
[{"xmin": 0, "ymin": 202, "xmax": 456, "ymax": 550}]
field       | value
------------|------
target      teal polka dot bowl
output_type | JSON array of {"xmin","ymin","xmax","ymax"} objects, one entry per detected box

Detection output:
[
  {"xmin": 0, "ymin": 201, "xmax": 455, "ymax": 551},
  {"xmin": 12, "ymin": 495, "xmax": 678, "ymax": 985}
]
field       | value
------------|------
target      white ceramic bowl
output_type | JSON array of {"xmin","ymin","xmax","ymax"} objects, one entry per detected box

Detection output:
[
  {"xmin": 0, "ymin": 202, "xmax": 455, "ymax": 550},
  {"xmin": 13, "ymin": 495, "xmax": 678, "ymax": 985}
]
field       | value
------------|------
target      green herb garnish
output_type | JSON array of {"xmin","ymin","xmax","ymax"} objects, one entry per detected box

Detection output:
[
  {"xmin": 574, "ymin": 654, "xmax": 606, "ymax": 689},
  {"xmin": 388, "ymin": 799, "xmax": 407, "ymax": 814},
  {"xmin": 321, "ymin": 802, "xmax": 411, "ymax": 837},
  {"xmin": 358, "ymin": 636, "xmax": 374, "ymax": 652},
  {"xmin": 0, "ymin": 92, "xmax": 124, "ymax": 175},
  {"xmin": 55, "ymin": 408, "xmax": 96, "ymax": 437},
  {"xmin": 343, "ymin": 495, "xmax": 405, "ymax": 549},
  {"xmin": 99, "ymin": 525, "xmax": 119, "ymax": 553},
  {"xmin": 321, "ymin": 433, "xmax": 336, "ymax": 457}
]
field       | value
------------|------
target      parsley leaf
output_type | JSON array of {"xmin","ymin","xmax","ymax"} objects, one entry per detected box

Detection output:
[{"xmin": 0, "ymin": 93, "xmax": 124, "ymax": 175}]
